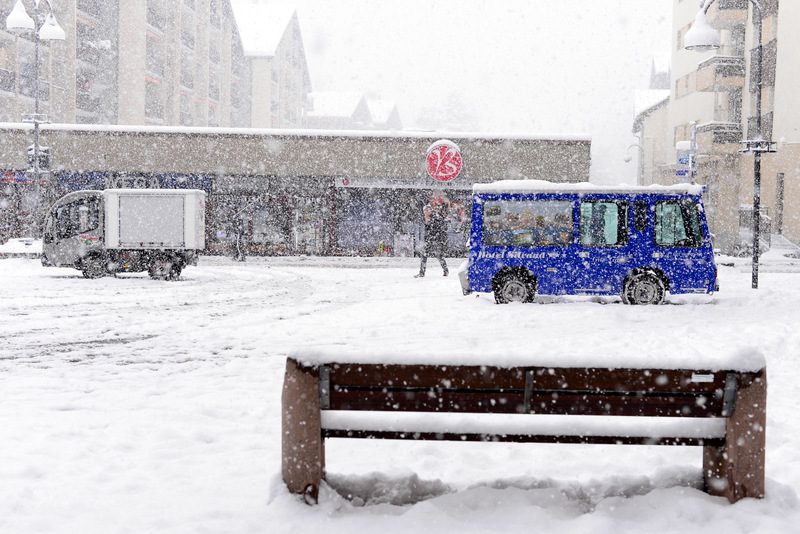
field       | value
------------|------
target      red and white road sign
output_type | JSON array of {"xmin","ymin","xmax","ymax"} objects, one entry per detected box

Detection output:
[{"xmin": 426, "ymin": 139, "xmax": 462, "ymax": 182}]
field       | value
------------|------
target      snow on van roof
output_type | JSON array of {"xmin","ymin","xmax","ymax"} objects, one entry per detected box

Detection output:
[{"xmin": 474, "ymin": 180, "xmax": 705, "ymax": 196}]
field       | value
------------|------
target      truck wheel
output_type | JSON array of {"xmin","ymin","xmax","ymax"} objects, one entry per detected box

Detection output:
[
  {"xmin": 493, "ymin": 272, "xmax": 536, "ymax": 304},
  {"xmin": 622, "ymin": 272, "xmax": 665, "ymax": 305},
  {"xmin": 81, "ymin": 256, "xmax": 107, "ymax": 279},
  {"xmin": 167, "ymin": 264, "xmax": 182, "ymax": 280},
  {"xmin": 148, "ymin": 260, "xmax": 173, "ymax": 280}
]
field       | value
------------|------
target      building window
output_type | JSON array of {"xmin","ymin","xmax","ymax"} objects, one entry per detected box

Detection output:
[
  {"xmin": 209, "ymin": 75, "xmax": 220, "ymax": 101},
  {"xmin": 210, "ymin": 0, "xmax": 220, "ymax": 28},
  {"xmin": 147, "ymin": 0, "xmax": 166, "ymax": 31},
  {"xmin": 146, "ymin": 32, "xmax": 165, "ymax": 77},
  {"xmin": 208, "ymin": 102, "xmax": 218, "ymax": 127},
  {"xmin": 209, "ymin": 42, "xmax": 220, "ymax": 65},
  {"xmin": 180, "ymin": 92, "xmax": 193, "ymax": 126},
  {"xmin": 145, "ymin": 78, "xmax": 164, "ymax": 120}
]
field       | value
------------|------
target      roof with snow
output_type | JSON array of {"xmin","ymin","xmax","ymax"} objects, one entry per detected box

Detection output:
[
  {"xmin": 634, "ymin": 89, "xmax": 670, "ymax": 118},
  {"xmin": 230, "ymin": 1, "xmax": 296, "ymax": 57},
  {"xmin": 366, "ymin": 100, "xmax": 397, "ymax": 123},
  {"xmin": 632, "ymin": 89, "xmax": 670, "ymax": 133},
  {"xmin": 307, "ymin": 92, "xmax": 368, "ymax": 118},
  {"xmin": 474, "ymin": 179, "xmax": 705, "ymax": 196}
]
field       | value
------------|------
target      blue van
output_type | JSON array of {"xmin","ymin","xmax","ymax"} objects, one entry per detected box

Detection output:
[{"xmin": 458, "ymin": 180, "xmax": 718, "ymax": 305}]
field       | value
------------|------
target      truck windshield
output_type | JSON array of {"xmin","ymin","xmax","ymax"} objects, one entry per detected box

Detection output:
[{"xmin": 55, "ymin": 198, "xmax": 100, "ymax": 239}]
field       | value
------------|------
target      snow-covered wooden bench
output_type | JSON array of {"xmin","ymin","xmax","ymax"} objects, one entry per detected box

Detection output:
[{"xmin": 281, "ymin": 356, "xmax": 766, "ymax": 504}]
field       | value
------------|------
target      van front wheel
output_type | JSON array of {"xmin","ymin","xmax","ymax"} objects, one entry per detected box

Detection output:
[
  {"xmin": 622, "ymin": 272, "xmax": 665, "ymax": 305},
  {"xmin": 493, "ymin": 273, "xmax": 536, "ymax": 304}
]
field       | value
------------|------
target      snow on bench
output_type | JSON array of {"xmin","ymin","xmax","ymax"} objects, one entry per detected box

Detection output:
[{"xmin": 281, "ymin": 352, "xmax": 767, "ymax": 505}]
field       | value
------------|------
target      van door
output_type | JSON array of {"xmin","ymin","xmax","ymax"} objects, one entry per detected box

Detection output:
[
  {"xmin": 574, "ymin": 200, "xmax": 630, "ymax": 295},
  {"xmin": 652, "ymin": 199, "xmax": 714, "ymax": 293}
]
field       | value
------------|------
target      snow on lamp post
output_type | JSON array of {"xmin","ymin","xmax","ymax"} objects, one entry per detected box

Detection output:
[
  {"xmin": 5, "ymin": 0, "xmax": 66, "ymax": 238},
  {"xmin": 684, "ymin": 0, "xmax": 775, "ymax": 290}
]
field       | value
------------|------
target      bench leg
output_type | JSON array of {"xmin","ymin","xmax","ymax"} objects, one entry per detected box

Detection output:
[
  {"xmin": 281, "ymin": 358, "xmax": 324, "ymax": 503},
  {"xmin": 703, "ymin": 369, "xmax": 767, "ymax": 503}
]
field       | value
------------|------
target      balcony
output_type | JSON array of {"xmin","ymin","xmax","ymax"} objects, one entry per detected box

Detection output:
[
  {"xmin": 146, "ymin": 8, "xmax": 166, "ymax": 32},
  {"xmin": 698, "ymin": 121, "xmax": 742, "ymax": 145},
  {"xmin": 707, "ymin": 0, "xmax": 748, "ymax": 29},
  {"xmin": 696, "ymin": 55, "xmax": 745, "ymax": 92},
  {"xmin": 76, "ymin": 91, "xmax": 101, "ymax": 112},
  {"xmin": 747, "ymin": 112, "xmax": 773, "ymax": 142},
  {"xmin": 0, "ymin": 68, "xmax": 15, "ymax": 93}
]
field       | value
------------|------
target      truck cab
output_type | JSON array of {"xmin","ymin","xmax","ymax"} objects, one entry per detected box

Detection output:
[{"xmin": 42, "ymin": 190, "xmax": 105, "ymax": 270}]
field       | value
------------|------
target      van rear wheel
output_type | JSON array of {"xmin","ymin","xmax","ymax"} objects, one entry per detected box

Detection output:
[
  {"xmin": 622, "ymin": 272, "xmax": 665, "ymax": 305},
  {"xmin": 493, "ymin": 273, "xmax": 536, "ymax": 304}
]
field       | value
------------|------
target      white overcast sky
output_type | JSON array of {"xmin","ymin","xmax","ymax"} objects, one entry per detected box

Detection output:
[{"xmin": 246, "ymin": 0, "xmax": 674, "ymax": 184}]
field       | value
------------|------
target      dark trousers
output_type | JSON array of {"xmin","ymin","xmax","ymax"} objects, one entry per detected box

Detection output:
[{"xmin": 419, "ymin": 241, "xmax": 448, "ymax": 275}]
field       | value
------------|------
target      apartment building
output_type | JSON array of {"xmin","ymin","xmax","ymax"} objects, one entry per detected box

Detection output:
[
  {"xmin": 231, "ymin": 1, "xmax": 310, "ymax": 129},
  {"xmin": 0, "ymin": 0, "xmax": 309, "ymax": 129},
  {"xmin": 635, "ymin": 0, "xmax": 800, "ymax": 253}
]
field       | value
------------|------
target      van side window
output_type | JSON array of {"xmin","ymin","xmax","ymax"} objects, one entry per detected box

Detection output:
[
  {"xmin": 482, "ymin": 200, "xmax": 573, "ymax": 247},
  {"xmin": 655, "ymin": 200, "xmax": 702, "ymax": 247},
  {"xmin": 579, "ymin": 201, "xmax": 628, "ymax": 247},
  {"xmin": 634, "ymin": 200, "xmax": 648, "ymax": 232}
]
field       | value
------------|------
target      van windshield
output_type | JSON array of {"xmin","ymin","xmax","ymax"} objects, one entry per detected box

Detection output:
[{"xmin": 482, "ymin": 199, "xmax": 573, "ymax": 247}]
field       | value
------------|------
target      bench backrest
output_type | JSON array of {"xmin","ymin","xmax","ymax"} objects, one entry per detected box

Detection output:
[{"xmin": 319, "ymin": 363, "xmax": 739, "ymax": 419}]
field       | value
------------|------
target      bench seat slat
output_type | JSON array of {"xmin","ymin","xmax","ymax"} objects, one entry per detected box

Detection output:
[
  {"xmin": 530, "ymin": 368, "xmax": 729, "ymax": 395},
  {"xmin": 327, "ymin": 364, "xmax": 527, "ymax": 390},
  {"xmin": 329, "ymin": 388, "xmax": 527, "ymax": 414},
  {"xmin": 328, "ymin": 388, "xmax": 724, "ymax": 417},
  {"xmin": 326, "ymin": 365, "xmax": 729, "ymax": 394},
  {"xmin": 322, "ymin": 429, "xmax": 725, "ymax": 447},
  {"xmin": 528, "ymin": 391, "xmax": 724, "ymax": 417},
  {"xmin": 320, "ymin": 411, "xmax": 728, "ymax": 446}
]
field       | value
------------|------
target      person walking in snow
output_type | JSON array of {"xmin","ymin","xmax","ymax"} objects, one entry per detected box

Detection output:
[{"xmin": 415, "ymin": 196, "xmax": 449, "ymax": 278}]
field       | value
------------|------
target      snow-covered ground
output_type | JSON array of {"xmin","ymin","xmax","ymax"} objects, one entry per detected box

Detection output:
[
  {"xmin": 2, "ymin": 252, "xmax": 799, "ymax": 533},
  {"xmin": 0, "ymin": 237, "xmax": 41, "ymax": 256}
]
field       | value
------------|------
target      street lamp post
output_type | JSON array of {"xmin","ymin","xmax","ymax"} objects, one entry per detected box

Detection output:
[
  {"xmin": 684, "ymin": 0, "xmax": 775, "ymax": 289},
  {"xmin": 623, "ymin": 142, "xmax": 645, "ymax": 185},
  {"xmin": 5, "ymin": 0, "xmax": 65, "ymax": 238}
]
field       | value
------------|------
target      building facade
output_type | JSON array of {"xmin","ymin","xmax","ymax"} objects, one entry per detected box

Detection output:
[
  {"xmin": 635, "ymin": 0, "xmax": 800, "ymax": 254},
  {"xmin": 0, "ymin": 0, "xmax": 310, "ymax": 129},
  {"xmin": 0, "ymin": 123, "xmax": 591, "ymax": 255}
]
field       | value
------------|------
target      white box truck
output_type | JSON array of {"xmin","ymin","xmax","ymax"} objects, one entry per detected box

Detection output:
[{"xmin": 42, "ymin": 189, "xmax": 206, "ymax": 280}]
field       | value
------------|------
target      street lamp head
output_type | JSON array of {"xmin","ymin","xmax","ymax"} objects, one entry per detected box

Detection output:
[
  {"xmin": 39, "ymin": 12, "xmax": 65, "ymax": 40},
  {"xmin": 684, "ymin": 10, "xmax": 721, "ymax": 52},
  {"xmin": 6, "ymin": 0, "xmax": 35, "ymax": 33}
]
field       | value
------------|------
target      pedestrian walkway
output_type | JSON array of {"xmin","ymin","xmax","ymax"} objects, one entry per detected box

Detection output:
[
  {"xmin": 729, "ymin": 234, "xmax": 800, "ymax": 273},
  {"xmin": 767, "ymin": 234, "xmax": 800, "ymax": 256}
]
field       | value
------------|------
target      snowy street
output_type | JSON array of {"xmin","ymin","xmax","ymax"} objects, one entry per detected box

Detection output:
[{"xmin": 1, "ymin": 253, "xmax": 799, "ymax": 533}]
